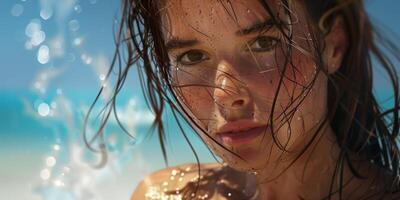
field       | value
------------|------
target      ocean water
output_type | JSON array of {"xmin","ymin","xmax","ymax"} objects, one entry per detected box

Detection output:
[{"xmin": 1, "ymin": 0, "xmax": 399, "ymax": 200}]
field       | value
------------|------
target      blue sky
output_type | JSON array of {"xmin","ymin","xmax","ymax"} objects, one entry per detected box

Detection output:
[{"xmin": 1, "ymin": 0, "xmax": 400, "ymax": 200}]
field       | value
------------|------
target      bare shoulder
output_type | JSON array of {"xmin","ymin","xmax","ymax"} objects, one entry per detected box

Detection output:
[{"xmin": 130, "ymin": 163, "xmax": 223, "ymax": 200}]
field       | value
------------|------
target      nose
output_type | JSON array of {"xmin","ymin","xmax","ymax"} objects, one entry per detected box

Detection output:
[{"xmin": 213, "ymin": 61, "xmax": 252, "ymax": 121}]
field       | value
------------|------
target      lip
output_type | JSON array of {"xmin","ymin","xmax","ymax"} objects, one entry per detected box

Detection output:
[{"xmin": 216, "ymin": 120, "xmax": 268, "ymax": 146}]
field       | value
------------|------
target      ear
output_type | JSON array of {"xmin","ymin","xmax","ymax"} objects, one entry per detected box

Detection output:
[{"xmin": 323, "ymin": 16, "xmax": 348, "ymax": 74}]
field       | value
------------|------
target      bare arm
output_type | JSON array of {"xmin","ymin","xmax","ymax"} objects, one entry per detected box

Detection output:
[{"xmin": 130, "ymin": 163, "xmax": 222, "ymax": 200}]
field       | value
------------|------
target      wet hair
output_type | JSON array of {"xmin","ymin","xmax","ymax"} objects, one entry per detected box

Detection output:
[{"xmin": 84, "ymin": 0, "xmax": 400, "ymax": 199}]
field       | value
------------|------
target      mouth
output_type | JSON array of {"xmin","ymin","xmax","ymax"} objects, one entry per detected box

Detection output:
[{"xmin": 216, "ymin": 120, "xmax": 268, "ymax": 146}]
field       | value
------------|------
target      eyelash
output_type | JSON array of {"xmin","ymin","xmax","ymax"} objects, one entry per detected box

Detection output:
[
  {"xmin": 176, "ymin": 49, "xmax": 209, "ymax": 66},
  {"xmin": 247, "ymin": 35, "xmax": 279, "ymax": 52},
  {"xmin": 173, "ymin": 35, "xmax": 279, "ymax": 66}
]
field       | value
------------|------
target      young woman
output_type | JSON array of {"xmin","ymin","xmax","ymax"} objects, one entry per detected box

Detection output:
[{"xmin": 85, "ymin": 0, "xmax": 400, "ymax": 199}]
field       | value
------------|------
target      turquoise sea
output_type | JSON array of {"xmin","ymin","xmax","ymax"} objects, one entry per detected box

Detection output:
[{"xmin": 1, "ymin": 0, "xmax": 399, "ymax": 199}]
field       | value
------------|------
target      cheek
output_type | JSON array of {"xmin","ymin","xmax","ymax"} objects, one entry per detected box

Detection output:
[
  {"xmin": 171, "ymin": 67, "xmax": 218, "ymax": 127},
  {"xmin": 242, "ymin": 49, "xmax": 315, "ymax": 113}
]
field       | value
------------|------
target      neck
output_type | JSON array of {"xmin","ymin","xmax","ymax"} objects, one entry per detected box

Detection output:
[{"xmin": 253, "ymin": 123, "xmax": 385, "ymax": 200}]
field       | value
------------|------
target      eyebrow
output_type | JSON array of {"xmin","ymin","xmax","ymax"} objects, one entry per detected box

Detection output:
[
  {"xmin": 165, "ymin": 38, "xmax": 199, "ymax": 51},
  {"xmin": 165, "ymin": 19, "xmax": 276, "ymax": 51},
  {"xmin": 236, "ymin": 18, "xmax": 276, "ymax": 36}
]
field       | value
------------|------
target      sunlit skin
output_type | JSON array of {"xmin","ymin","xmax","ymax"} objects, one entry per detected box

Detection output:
[{"xmin": 132, "ymin": 0, "xmax": 395, "ymax": 199}]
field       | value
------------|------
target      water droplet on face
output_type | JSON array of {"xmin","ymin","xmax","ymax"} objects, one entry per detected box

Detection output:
[{"xmin": 297, "ymin": 116, "xmax": 302, "ymax": 120}]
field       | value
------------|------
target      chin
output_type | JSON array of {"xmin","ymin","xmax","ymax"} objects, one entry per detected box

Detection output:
[{"xmin": 220, "ymin": 148, "xmax": 272, "ymax": 172}]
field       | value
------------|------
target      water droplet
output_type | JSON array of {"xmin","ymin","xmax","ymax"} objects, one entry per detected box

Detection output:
[
  {"xmin": 11, "ymin": 4, "xmax": 24, "ymax": 17},
  {"xmin": 80, "ymin": 54, "xmax": 92, "ymax": 64},
  {"xmin": 31, "ymin": 30, "xmax": 46, "ymax": 46},
  {"xmin": 40, "ymin": 169, "xmax": 51, "ymax": 180},
  {"xmin": 128, "ymin": 138, "xmax": 137, "ymax": 146},
  {"xmin": 53, "ymin": 179, "xmax": 64, "ymax": 187},
  {"xmin": 53, "ymin": 144, "xmax": 60, "ymax": 151},
  {"xmin": 46, "ymin": 156, "xmax": 56, "ymax": 167},
  {"xmin": 68, "ymin": 19, "xmax": 80, "ymax": 32},
  {"xmin": 99, "ymin": 74, "xmax": 106, "ymax": 81},
  {"xmin": 40, "ymin": 8, "xmax": 53, "ymax": 20},
  {"xmin": 37, "ymin": 45, "xmax": 50, "ymax": 64},
  {"xmin": 73, "ymin": 37, "xmax": 83, "ymax": 46},
  {"xmin": 25, "ymin": 20, "xmax": 41, "ymax": 37},
  {"xmin": 38, "ymin": 102, "xmax": 50, "ymax": 116},
  {"xmin": 74, "ymin": 5, "xmax": 82, "ymax": 13},
  {"xmin": 88, "ymin": 0, "xmax": 97, "ymax": 4}
]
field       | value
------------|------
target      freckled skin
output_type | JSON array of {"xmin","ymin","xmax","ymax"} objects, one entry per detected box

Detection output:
[{"xmin": 164, "ymin": 0, "xmax": 324, "ymax": 173}]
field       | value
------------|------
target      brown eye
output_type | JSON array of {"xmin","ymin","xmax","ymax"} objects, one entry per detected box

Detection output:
[
  {"xmin": 178, "ymin": 50, "xmax": 209, "ymax": 65},
  {"xmin": 249, "ymin": 36, "xmax": 278, "ymax": 52}
]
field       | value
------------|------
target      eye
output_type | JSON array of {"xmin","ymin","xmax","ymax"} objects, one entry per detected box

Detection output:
[
  {"xmin": 177, "ymin": 50, "xmax": 209, "ymax": 65},
  {"xmin": 248, "ymin": 36, "xmax": 278, "ymax": 52}
]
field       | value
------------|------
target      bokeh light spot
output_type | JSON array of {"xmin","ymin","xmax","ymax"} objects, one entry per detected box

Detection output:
[
  {"xmin": 38, "ymin": 102, "xmax": 50, "ymax": 117},
  {"xmin": 68, "ymin": 19, "xmax": 80, "ymax": 32},
  {"xmin": 37, "ymin": 45, "xmax": 50, "ymax": 64},
  {"xmin": 46, "ymin": 156, "xmax": 57, "ymax": 167},
  {"xmin": 40, "ymin": 169, "xmax": 51, "ymax": 180},
  {"xmin": 11, "ymin": 4, "xmax": 24, "ymax": 17},
  {"xmin": 40, "ymin": 8, "xmax": 53, "ymax": 20},
  {"xmin": 74, "ymin": 5, "xmax": 82, "ymax": 13}
]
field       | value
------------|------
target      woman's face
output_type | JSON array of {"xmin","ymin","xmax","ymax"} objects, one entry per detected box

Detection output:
[{"xmin": 162, "ymin": 0, "xmax": 329, "ymax": 174}]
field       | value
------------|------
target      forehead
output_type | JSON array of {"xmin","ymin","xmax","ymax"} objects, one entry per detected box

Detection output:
[{"xmin": 161, "ymin": 0, "xmax": 278, "ymax": 40}]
